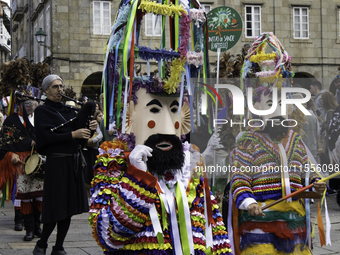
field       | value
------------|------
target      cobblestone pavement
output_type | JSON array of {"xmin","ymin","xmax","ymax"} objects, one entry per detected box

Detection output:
[{"xmin": 1, "ymin": 195, "xmax": 340, "ymax": 254}]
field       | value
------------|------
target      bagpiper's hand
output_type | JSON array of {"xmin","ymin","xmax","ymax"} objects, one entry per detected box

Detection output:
[
  {"xmin": 72, "ymin": 128, "xmax": 91, "ymax": 139},
  {"xmin": 89, "ymin": 120, "xmax": 97, "ymax": 131},
  {"xmin": 247, "ymin": 203, "xmax": 265, "ymax": 217},
  {"xmin": 314, "ymin": 181, "xmax": 327, "ymax": 194},
  {"xmin": 129, "ymin": 145, "xmax": 153, "ymax": 172},
  {"xmin": 11, "ymin": 153, "xmax": 20, "ymax": 165}
]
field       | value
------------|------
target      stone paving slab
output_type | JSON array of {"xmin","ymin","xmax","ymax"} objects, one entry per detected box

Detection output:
[{"xmin": 1, "ymin": 195, "xmax": 340, "ymax": 254}]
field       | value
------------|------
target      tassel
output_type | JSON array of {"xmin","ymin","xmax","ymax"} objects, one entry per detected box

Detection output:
[{"xmin": 317, "ymin": 200, "xmax": 326, "ymax": 246}]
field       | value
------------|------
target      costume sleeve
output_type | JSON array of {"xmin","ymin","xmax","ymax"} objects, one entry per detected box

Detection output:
[
  {"xmin": 231, "ymin": 139, "xmax": 256, "ymax": 208},
  {"xmin": 34, "ymin": 106, "xmax": 72, "ymax": 150},
  {"xmin": 89, "ymin": 142, "xmax": 158, "ymax": 253}
]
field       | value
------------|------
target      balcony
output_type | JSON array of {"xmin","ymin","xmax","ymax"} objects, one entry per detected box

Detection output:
[
  {"xmin": 12, "ymin": 0, "xmax": 25, "ymax": 22},
  {"xmin": 0, "ymin": 28, "xmax": 11, "ymax": 52}
]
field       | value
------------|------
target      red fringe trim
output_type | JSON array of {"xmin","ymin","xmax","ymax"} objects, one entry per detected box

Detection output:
[
  {"xmin": 21, "ymin": 201, "xmax": 33, "ymax": 215},
  {"xmin": 239, "ymin": 221, "xmax": 306, "ymax": 240}
]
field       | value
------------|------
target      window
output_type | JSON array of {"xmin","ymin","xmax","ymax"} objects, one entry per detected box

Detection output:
[
  {"xmin": 93, "ymin": 1, "xmax": 111, "ymax": 35},
  {"xmin": 145, "ymin": 13, "xmax": 161, "ymax": 36},
  {"xmin": 338, "ymin": 9, "xmax": 340, "ymax": 36},
  {"xmin": 46, "ymin": 5, "xmax": 51, "ymax": 56},
  {"xmin": 0, "ymin": 20, "xmax": 3, "ymax": 35},
  {"xmin": 293, "ymin": 7, "xmax": 309, "ymax": 39},
  {"xmin": 245, "ymin": 5, "xmax": 261, "ymax": 38},
  {"xmin": 39, "ymin": 14, "xmax": 44, "ymax": 62},
  {"xmin": 201, "ymin": 4, "xmax": 211, "ymax": 13},
  {"xmin": 34, "ymin": 24, "xmax": 38, "ymax": 63}
]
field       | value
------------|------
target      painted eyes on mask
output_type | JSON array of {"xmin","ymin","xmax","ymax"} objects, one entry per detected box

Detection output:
[
  {"xmin": 150, "ymin": 107, "xmax": 160, "ymax": 113},
  {"xmin": 149, "ymin": 106, "xmax": 178, "ymax": 114},
  {"xmin": 171, "ymin": 107, "xmax": 178, "ymax": 113},
  {"xmin": 266, "ymin": 100, "xmax": 281, "ymax": 107}
]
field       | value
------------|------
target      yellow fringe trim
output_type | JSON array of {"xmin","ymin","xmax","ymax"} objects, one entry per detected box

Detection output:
[
  {"xmin": 163, "ymin": 58, "xmax": 186, "ymax": 94},
  {"xmin": 194, "ymin": 244, "xmax": 205, "ymax": 251},
  {"xmin": 258, "ymin": 199, "xmax": 306, "ymax": 216},
  {"xmin": 241, "ymin": 243, "xmax": 311, "ymax": 255},
  {"xmin": 213, "ymin": 247, "xmax": 233, "ymax": 255},
  {"xmin": 121, "ymin": 177, "xmax": 157, "ymax": 199},
  {"xmin": 124, "ymin": 242, "xmax": 172, "ymax": 250},
  {"xmin": 110, "ymin": 231, "xmax": 130, "ymax": 242},
  {"xmin": 249, "ymin": 53, "xmax": 277, "ymax": 63},
  {"xmin": 138, "ymin": 0, "xmax": 186, "ymax": 17}
]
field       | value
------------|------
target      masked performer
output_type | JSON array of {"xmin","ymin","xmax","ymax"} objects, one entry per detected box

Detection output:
[
  {"xmin": 230, "ymin": 32, "xmax": 327, "ymax": 255},
  {"xmin": 88, "ymin": 0, "xmax": 232, "ymax": 254},
  {"xmin": 0, "ymin": 87, "xmax": 43, "ymax": 241}
]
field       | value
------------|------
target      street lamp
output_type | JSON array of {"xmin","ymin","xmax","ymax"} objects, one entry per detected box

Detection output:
[
  {"xmin": 35, "ymin": 28, "xmax": 47, "ymax": 44},
  {"xmin": 34, "ymin": 28, "xmax": 53, "ymax": 53}
]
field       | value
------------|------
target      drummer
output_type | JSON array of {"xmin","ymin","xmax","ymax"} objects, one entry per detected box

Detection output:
[{"xmin": 0, "ymin": 86, "xmax": 43, "ymax": 242}]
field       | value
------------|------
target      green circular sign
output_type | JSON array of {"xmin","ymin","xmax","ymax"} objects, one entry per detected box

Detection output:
[{"xmin": 207, "ymin": 6, "xmax": 243, "ymax": 52}]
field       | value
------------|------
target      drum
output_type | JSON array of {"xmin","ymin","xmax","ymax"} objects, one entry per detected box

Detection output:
[{"xmin": 24, "ymin": 153, "xmax": 46, "ymax": 181}]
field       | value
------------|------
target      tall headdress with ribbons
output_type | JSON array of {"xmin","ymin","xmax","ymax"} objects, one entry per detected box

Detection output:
[
  {"xmin": 101, "ymin": 0, "xmax": 210, "ymax": 133},
  {"xmin": 241, "ymin": 32, "xmax": 293, "ymax": 91}
]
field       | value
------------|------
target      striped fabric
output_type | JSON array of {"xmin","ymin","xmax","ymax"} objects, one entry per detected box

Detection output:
[
  {"xmin": 231, "ymin": 129, "xmax": 319, "ymax": 254},
  {"xmin": 89, "ymin": 141, "xmax": 233, "ymax": 255}
]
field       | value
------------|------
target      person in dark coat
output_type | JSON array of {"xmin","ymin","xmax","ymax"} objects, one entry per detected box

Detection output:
[
  {"xmin": 0, "ymin": 91, "xmax": 43, "ymax": 241},
  {"xmin": 33, "ymin": 74, "xmax": 97, "ymax": 255}
]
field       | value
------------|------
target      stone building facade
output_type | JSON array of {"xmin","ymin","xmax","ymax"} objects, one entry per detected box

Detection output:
[
  {"xmin": 11, "ymin": 0, "xmax": 118, "ymax": 100},
  {"xmin": 0, "ymin": 0, "xmax": 10, "ymax": 68},
  {"xmin": 210, "ymin": 0, "xmax": 340, "ymax": 89},
  {"xmin": 10, "ymin": 0, "xmax": 340, "ymax": 99}
]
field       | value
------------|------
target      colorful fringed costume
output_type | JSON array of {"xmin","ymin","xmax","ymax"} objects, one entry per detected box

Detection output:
[
  {"xmin": 89, "ymin": 140, "xmax": 232, "ymax": 255},
  {"xmin": 231, "ymin": 129, "xmax": 320, "ymax": 255}
]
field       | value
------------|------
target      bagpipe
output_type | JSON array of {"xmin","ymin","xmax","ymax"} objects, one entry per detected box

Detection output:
[
  {"xmin": 51, "ymin": 94, "xmax": 96, "ymax": 148},
  {"xmin": 15, "ymin": 91, "xmax": 96, "ymax": 147}
]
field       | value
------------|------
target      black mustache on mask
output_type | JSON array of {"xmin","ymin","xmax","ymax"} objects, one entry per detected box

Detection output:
[
  {"xmin": 144, "ymin": 134, "xmax": 185, "ymax": 177},
  {"xmin": 263, "ymin": 116, "xmax": 289, "ymax": 139}
]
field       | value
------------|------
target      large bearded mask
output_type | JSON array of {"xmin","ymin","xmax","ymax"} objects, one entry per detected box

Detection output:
[{"xmin": 126, "ymin": 88, "xmax": 191, "ymax": 176}]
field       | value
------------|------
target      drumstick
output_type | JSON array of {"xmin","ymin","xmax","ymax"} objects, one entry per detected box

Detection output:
[
  {"xmin": 30, "ymin": 145, "xmax": 34, "ymax": 157},
  {"xmin": 261, "ymin": 171, "xmax": 340, "ymax": 210},
  {"xmin": 19, "ymin": 160, "xmax": 26, "ymax": 164}
]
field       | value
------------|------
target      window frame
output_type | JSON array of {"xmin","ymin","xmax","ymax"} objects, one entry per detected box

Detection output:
[
  {"xmin": 145, "ymin": 13, "xmax": 162, "ymax": 37},
  {"xmin": 34, "ymin": 23, "xmax": 38, "ymax": 63},
  {"xmin": 38, "ymin": 14, "xmax": 44, "ymax": 62},
  {"xmin": 201, "ymin": 4, "xmax": 211, "ymax": 14},
  {"xmin": 93, "ymin": 1, "xmax": 111, "ymax": 35},
  {"xmin": 244, "ymin": 5, "xmax": 261, "ymax": 38},
  {"xmin": 293, "ymin": 6, "xmax": 309, "ymax": 39}
]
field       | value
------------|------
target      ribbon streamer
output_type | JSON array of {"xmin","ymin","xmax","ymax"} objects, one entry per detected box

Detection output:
[
  {"xmin": 317, "ymin": 200, "xmax": 326, "ymax": 246},
  {"xmin": 149, "ymin": 203, "xmax": 164, "ymax": 244},
  {"xmin": 175, "ymin": 181, "xmax": 195, "ymax": 255},
  {"xmin": 159, "ymin": 180, "xmax": 183, "ymax": 255},
  {"xmin": 278, "ymin": 143, "xmax": 291, "ymax": 202}
]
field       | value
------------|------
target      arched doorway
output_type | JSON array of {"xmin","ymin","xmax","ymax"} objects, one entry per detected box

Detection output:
[
  {"xmin": 81, "ymin": 72, "xmax": 102, "ymax": 101},
  {"xmin": 293, "ymin": 72, "xmax": 316, "ymax": 90}
]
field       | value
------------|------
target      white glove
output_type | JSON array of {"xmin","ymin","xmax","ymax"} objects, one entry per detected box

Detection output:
[
  {"xmin": 109, "ymin": 122, "xmax": 116, "ymax": 131},
  {"xmin": 202, "ymin": 133, "xmax": 226, "ymax": 165},
  {"xmin": 129, "ymin": 145, "xmax": 153, "ymax": 172}
]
